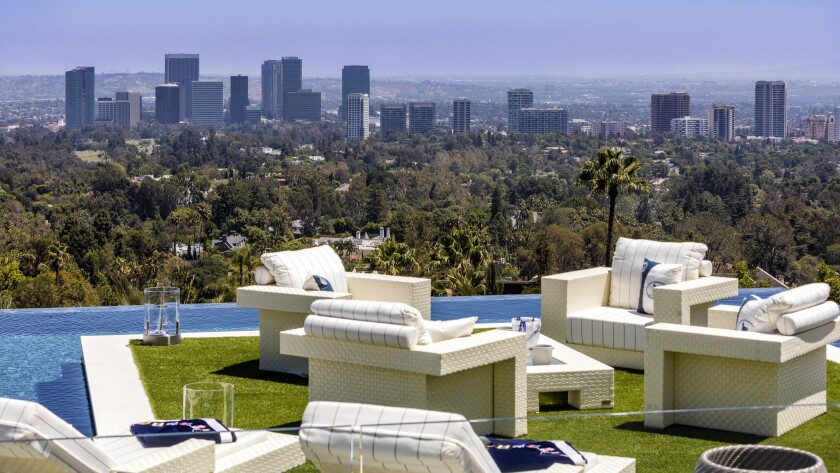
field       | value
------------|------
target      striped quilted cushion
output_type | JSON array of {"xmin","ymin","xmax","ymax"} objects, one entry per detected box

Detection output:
[
  {"xmin": 566, "ymin": 306, "xmax": 654, "ymax": 351},
  {"xmin": 300, "ymin": 401, "xmax": 500, "ymax": 473},
  {"xmin": 609, "ymin": 238, "xmax": 708, "ymax": 309},
  {"xmin": 304, "ymin": 315, "xmax": 419, "ymax": 348},
  {"xmin": 261, "ymin": 245, "xmax": 347, "ymax": 293},
  {"xmin": 764, "ymin": 283, "xmax": 830, "ymax": 319},
  {"xmin": 310, "ymin": 299, "xmax": 424, "ymax": 327}
]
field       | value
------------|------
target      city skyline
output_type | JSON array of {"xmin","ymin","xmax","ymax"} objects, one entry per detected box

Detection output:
[{"xmin": 3, "ymin": 0, "xmax": 840, "ymax": 78}]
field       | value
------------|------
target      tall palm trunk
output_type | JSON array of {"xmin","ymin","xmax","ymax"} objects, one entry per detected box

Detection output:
[{"xmin": 605, "ymin": 189, "xmax": 618, "ymax": 267}]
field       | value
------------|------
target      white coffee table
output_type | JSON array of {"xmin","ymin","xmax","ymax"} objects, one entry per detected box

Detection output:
[{"xmin": 526, "ymin": 334, "xmax": 614, "ymax": 412}]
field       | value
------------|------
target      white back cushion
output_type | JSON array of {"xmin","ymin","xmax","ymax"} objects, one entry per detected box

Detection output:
[
  {"xmin": 304, "ymin": 315, "xmax": 419, "ymax": 349},
  {"xmin": 300, "ymin": 401, "xmax": 500, "ymax": 473},
  {"xmin": 261, "ymin": 245, "xmax": 347, "ymax": 293},
  {"xmin": 764, "ymin": 283, "xmax": 830, "ymax": 319},
  {"xmin": 310, "ymin": 299, "xmax": 423, "ymax": 327},
  {"xmin": 610, "ymin": 238, "xmax": 708, "ymax": 309},
  {"xmin": 777, "ymin": 301, "xmax": 840, "ymax": 335}
]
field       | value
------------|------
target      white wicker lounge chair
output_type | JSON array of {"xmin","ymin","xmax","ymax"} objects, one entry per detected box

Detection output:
[
  {"xmin": 299, "ymin": 401, "xmax": 636, "ymax": 473},
  {"xmin": 0, "ymin": 397, "xmax": 305, "ymax": 473},
  {"xmin": 541, "ymin": 238, "xmax": 738, "ymax": 370},
  {"xmin": 237, "ymin": 245, "xmax": 431, "ymax": 374}
]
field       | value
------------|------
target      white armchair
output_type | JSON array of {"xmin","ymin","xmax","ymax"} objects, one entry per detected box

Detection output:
[
  {"xmin": 237, "ymin": 245, "xmax": 431, "ymax": 374},
  {"xmin": 541, "ymin": 238, "xmax": 738, "ymax": 370}
]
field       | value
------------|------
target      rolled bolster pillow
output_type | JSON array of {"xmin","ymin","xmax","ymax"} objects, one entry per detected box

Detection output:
[
  {"xmin": 304, "ymin": 315, "xmax": 419, "ymax": 349},
  {"xmin": 764, "ymin": 283, "xmax": 831, "ymax": 319},
  {"xmin": 309, "ymin": 299, "xmax": 424, "ymax": 328},
  {"xmin": 776, "ymin": 301, "xmax": 840, "ymax": 335}
]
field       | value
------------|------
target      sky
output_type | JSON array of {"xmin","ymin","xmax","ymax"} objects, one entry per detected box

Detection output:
[{"xmin": 2, "ymin": 0, "xmax": 840, "ymax": 78}]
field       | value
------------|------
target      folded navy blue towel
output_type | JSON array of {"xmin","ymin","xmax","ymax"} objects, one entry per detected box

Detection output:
[
  {"xmin": 130, "ymin": 418, "xmax": 236, "ymax": 447},
  {"xmin": 484, "ymin": 438, "xmax": 585, "ymax": 472}
]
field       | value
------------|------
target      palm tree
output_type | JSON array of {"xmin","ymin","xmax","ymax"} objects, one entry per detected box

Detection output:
[
  {"xmin": 47, "ymin": 241, "xmax": 72, "ymax": 287},
  {"xmin": 578, "ymin": 148, "xmax": 650, "ymax": 266},
  {"xmin": 368, "ymin": 239, "xmax": 417, "ymax": 276},
  {"xmin": 229, "ymin": 244, "xmax": 259, "ymax": 287}
]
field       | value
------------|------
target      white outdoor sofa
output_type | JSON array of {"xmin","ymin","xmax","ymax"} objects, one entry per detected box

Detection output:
[
  {"xmin": 236, "ymin": 245, "xmax": 431, "ymax": 374},
  {"xmin": 0, "ymin": 397, "xmax": 306, "ymax": 473},
  {"xmin": 541, "ymin": 238, "xmax": 738, "ymax": 370},
  {"xmin": 298, "ymin": 401, "xmax": 636, "ymax": 473}
]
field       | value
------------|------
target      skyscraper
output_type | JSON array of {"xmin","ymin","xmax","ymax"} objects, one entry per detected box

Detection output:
[
  {"xmin": 155, "ymin": 84, "xmax": 180, "ymax": 124},
  {"xmin": 280, "ymin": 57, "xmax": 302, "ymax": 120},
  {"xmin": 408, "ymin": 102, "xmax": 436, "ymax": 134},
  {"xmin": 518, "ymin": 108, "xmax": 568, "ymax": 134},
  {"xmin": 651, "ymin": 92, "xmax": 690, "ymax": 133},
  {"xmin": 754, "ymin": 81, "xmax": 787, "ymax": 138},
  {"xmin": 261, "ymin": 60, "xmax": 281, "ymax": 119},
  {"xmin": 804, "ymin": 114, "xmax": 835, "ymax": 142},
  {"xmin": 95, "ymin": 97, "xmax": 115, "ymax": 126},
  {"xmin": 164, "ymin": 54, "xmax": 199, "ymax": 120},
  {"xmin": 670, "ymin": 117, "xmax": 709, "ymax": 138},
  {"xmin": 115, "ymin": 91, "xmax": 141, "ymax": 127},
  {"xmin": 451, "ymin": 98, "xmax": 471, "ymax": 133},
  {"xmin": 708, "ymin": 104, "xmax": 735, "ymax": 141},
  {"xmin": 836, "ymin": 106, "xmax": 840, "ymax": 143},
  {"xmin": 65, "ymin": 66, "xmax": 95, "ymax": 129},
  {"xmin": 285, "ymin": 90, "xmax": 321, "ymax": 121},
  {"xmin": 190, "ymin": 81, "xmax": 224, "ymax": 125},
  {"xmin": 346, "ymin": 93, "xmax": 369, "ymax": 140},
  {"xmin": 341, "ymin": 65, "xmax": 370, "ymax": 121},
  {"xmin": 380, "ymin": 104, "xmax": 407, "ymax": 140},
  {"xmin": 507, "ymin": 88, "xmax": 533, "ymax": 132},
  {"xmin": 229, "ymin": 75, "xmax": 249, "ymax": 125}
]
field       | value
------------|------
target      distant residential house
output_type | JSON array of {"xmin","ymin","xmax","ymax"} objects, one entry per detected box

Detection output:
[{"xmin": 213, "ymin": 233, "xmax": 246, "ymax": 252}]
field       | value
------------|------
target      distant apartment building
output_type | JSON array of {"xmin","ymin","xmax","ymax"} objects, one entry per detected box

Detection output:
[
  {"xmin": 380, "ymin": 103, "xmax": 407, "ymax": 139},
  {"xmin": 115, "ymin": 91, "xmax": 141, "ymax": 126},
  {"xmin": 285, "ymin": 89, "xmax": 321, "ymax": 121},
  {"xmin": 95, "ymin": 97, "xmax": 116, "ymax": 126},
  {"xmin": 754, "ymin": 81, "xmax": 787, "ymax": 138},
  {"xmin": 804, "ymin": 114, "xmax": 836, "ymax": 142},
  {"xmin": 165, "ymin": 54, "xmax": 199, "ymax": 120},
  {"xmin": 651, "ymin": 92, "xmax": 690, "ymax": 133},
  {"xmin": 190, "ymin": 81, "xmax": 224, "ymax": 125},
  {"xmin": 451, "ymin": 98, "xmax": 471, "ymax": 133},
  {"xmin": 568, "ymin": 119, "xmax": 592, "ymax": 135},
  {"xmin": 65, "ymin": 66, "xmax": 95, "ymax": 129},
  {"xmin": 346, "ymin": 93, "xmax": 369, "ymax": 140},
  {"xmin": 261, "ymin": 60, "xmax": 282, "ymax": 119},
  {"xmin": 280, "ymin": 57, "xmax": 302, "ymax": 120},
  {"xmin": 592, "ymin": 121, "xmax": 627, "ymax": 137},
  {"xmin": 507, "ymin": 88, "xmax": 533, "ymax": 132},
  {"xmin": 518, "ymin": 108, "xmax": 568, "ymax": 134},
  {"xmin": 229, "ymin": 75, "xmax": 249, "ymax": 125},
  {"xmin": 408, "ymin": 102, "xmax": 436, "ymax": 133},
  {"xmin": 708, "ymin": 103, "xmax": 735, "ymax": 141},
  {"xmin": 341, "ymin": 65, "xmax": 370, "ymax": 121},
  {"xmin": 671, "ymin": 116, "xmax": 709, "ymax": 138},
  {"xmin": 155, "ymin": 83, "xmax": 180, "ymax": 124},
  {"xmin": 244, "ymin": 106, "xmax": 262, "ymax": 125},
  {"xmin": 836, "ymin": 107, "xmax": 840, "ymax": 143}
]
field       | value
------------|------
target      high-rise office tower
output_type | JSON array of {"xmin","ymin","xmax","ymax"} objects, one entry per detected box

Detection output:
[
  {"xmin": 380, "ymin": 104, "xmax": 407, "ymax": 139},
  {"xmin": 708, "ymin": 104, "xmax": 735, "ymax": 141},
  {"xmin": 280, "ymin": 57, "xmax": 302, "ymax": 120},
  {"xmin": 451, "ymin": 98, "xmax": 471, "ymax": 133},
  {"xmin": 244, "ymin": 106, "xmax": 262, "ymax": 125},
  {"xmin": 164, "ymin": 54, "xmax": 199, "ymax": 120},
  {"xmin": 65, "ymin": 66, "xmax": 95, "ymax": 129},
  {"xmin": 341, "ymin": 65, "xmax": 370, "ymax": 121},
  {"xmin": 285, "ymin": 89, "xmax": 321, "ymax": 121},
  {"xmin": 346, "ymin": 93, "xmax": 369, "ymax": 140},
  {"xmin": 229, "ymin": 75, "xmax": 249, "ymax": 124},
  {"xmin": 95, "ymin": 97, "xmax": 115, "ymax": 126},
  {"xmin": 507, "ymin": 88, "xmax": 533, "ymax": 132},
  {"xmin": 651, "ymin": 92, "xmax": 690, "ymax": 133},
  {"xmin": 804, "ymin": 114, "xmax": 835, "ymax": 142},
  {"xmin": 190, "ymin": 81, "xmax": 224, "ymax": 125},
  {"xmin": 518, "ymin": 108, "xmax": 568, "ymax": 134},
  {"xmin": 754, "ymin": 81, "xmax": 787, "ymax": 138},
  {"xmin": 114, "ymin": 101, "xmax": 132, "ymax": 127},
  {"xmin": 408, "ymin": 102, "xmax": 436, "ymax": 134},
  {"xmin": 836, "ymin": 106, "xmax": 840, "ymax": 143},
  {"xmin": 670, "ymin": 117, "xmax": 709, "ymax": 138},
  {"xmin": 155, "ymin": 84, "xmax": 180, "ymax": 124},
  {"xmin": 261, "ymin": 60, "xmax": 282, "ymax": 119},
  {"xmin": 115, "ymin": 91, "xmax": 141, "ymax": 126}
]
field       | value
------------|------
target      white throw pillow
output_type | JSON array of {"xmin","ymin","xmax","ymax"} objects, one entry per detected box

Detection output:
[
  {"xmin": 310, "ymin": 299, "xmax": 424, "ymax": 327},
  {"xmin": 610, "ymin": 238, "xmax": 708, "ymax": 310},
  {"xmin": 735, "ymin": 295, "xmax": 775, "ymax": 333},
  {"xmin": 254, "ymin": 266, "xmax": 275, "ymax": 285},
  {"xmin": 764, "ymin": 283, "xmax": 830, "ymax": 320},
  {"xmin": 637, "ymin": 259, "xmax": 683, "ymax": 314},
  {"xmin": 777, "ymin": 301, "xmax": 840, "ymax": 335},
  {"xmin": 416, "ymin": 317, "xmax": 478, "ymax": 345},
  {"xmin": 260, "ymin": 245, "xmax": 347, "ymax": 293}
]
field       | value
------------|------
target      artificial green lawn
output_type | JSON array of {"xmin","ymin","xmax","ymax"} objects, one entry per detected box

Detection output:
[{"xmin": 131, "ymin": 337, "xmax": 840, "ymax": 472}]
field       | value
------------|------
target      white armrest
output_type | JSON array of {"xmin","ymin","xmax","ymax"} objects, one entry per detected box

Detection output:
[
  {"xmin": 111, "ymin": 438, "xmax": 214, "ymax": 473},
  {"xmin": 237, "ymin": 285, "xmax": 351, "ymax": 313},
  {"xmin": 345, "ymin": 272, "xmax": 431, "ymax": 320},
  {"xmin": 652, "ymin": 276, "xmax": 738, "ymax": 326},
  {"xmin": 541, "ymin": 267, "xmax": 611, "ymax": 343}
]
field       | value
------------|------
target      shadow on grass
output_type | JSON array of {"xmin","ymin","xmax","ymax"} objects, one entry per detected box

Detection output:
[
  {"xmin": 271, "ymin": 420, "xmax": 303, "ymax": 430},
  {"xmin": 213, "ymin": 360, "xmax": 308, "ymax": 386},
  {"xmin": 615, "ymin": 420, "xmax": 764, "ymax": 444}
]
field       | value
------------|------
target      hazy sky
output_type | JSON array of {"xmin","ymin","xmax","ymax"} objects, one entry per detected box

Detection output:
[{"xmin": 2, "ymin": 0, "xmax": 839, "ymax": 78}]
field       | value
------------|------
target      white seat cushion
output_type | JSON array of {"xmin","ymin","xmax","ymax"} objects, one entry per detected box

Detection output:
[
  {"xmin": 567, "ymin": 306, "xmax": 654, "ymax": 351},
  {"xmin": 261, "ymin": 245, "xmax": 347, "ymax": 293},
  {"xmin": 610, "ymin": 238, "xmax": 708, "ymax": 309}
]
